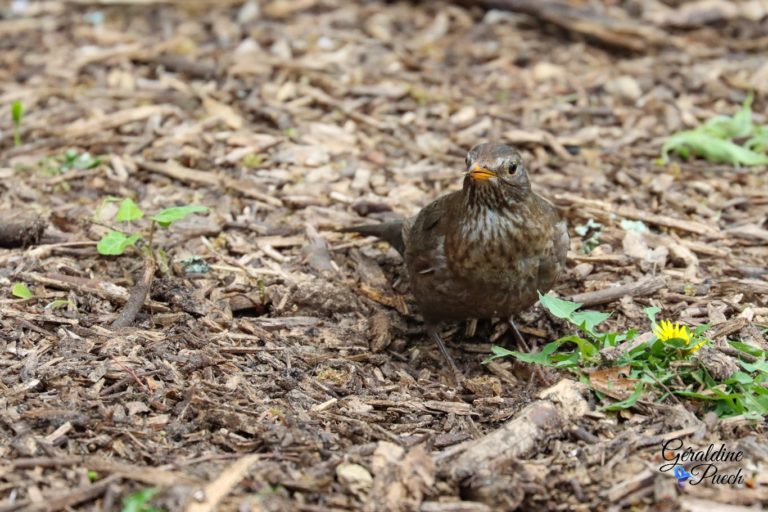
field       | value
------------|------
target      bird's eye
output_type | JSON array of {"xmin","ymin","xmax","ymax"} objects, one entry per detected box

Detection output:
[
  {"xmin": 508, "ymin": 163, "xmax": 519, "ymax": 175},
  {"xmin": 465, "ymin": 155, "xmax": 471, "ymax": 168}
]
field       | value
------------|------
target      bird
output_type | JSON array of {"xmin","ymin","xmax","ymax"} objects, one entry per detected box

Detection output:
[{"xmin": 341, "ymin": 142, "xmax": 569, "ymax": 378}]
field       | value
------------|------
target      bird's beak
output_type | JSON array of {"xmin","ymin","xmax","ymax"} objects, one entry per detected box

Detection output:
[{"xmin": 468, "ymin": 164, "xmax": 495, "ymax": 181}]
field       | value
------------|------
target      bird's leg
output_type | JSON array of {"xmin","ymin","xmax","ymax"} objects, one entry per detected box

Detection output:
[
  {"xmin": 508, "ymin": 318, "xmax": 531, "ymax": 351},
  {"xmin": 426, "ymin": 325, "xmax": 463, "ymax": 384},
  {"xmin": 508, "ymin": 317, "xmax": 552, "ymax": 387}
]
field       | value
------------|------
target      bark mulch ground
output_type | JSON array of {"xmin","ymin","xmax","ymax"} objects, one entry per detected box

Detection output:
[{"xmin": 0, "ymin": 1, "xmax": 766, "ymax": 510}]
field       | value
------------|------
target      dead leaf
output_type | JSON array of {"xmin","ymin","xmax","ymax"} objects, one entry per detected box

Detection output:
[{"xmin": 588, "ymin": 365, "xmax": 638, "ymax": 400}]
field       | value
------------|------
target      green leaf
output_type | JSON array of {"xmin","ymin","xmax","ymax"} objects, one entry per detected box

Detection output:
[
  {"xmin": 663, "ymin": 337, "xmax": 693, "ymax": 350},
  {"xmin": 179, "ymin": 256, "xmax": 210, "ymax": 274},
  {"xmin": 729, "ymin": 341, "xmax": 767, "ymax": 358},
  {"xmin": 11, "ymin": 100, "xmax": 23, "ymax": 124},
  {"xmin": 675, "ymin": 390, "xmax": 717, "ymax": 401},
  {"xmin": 121, "ymin": 487, "xmax": 163, "ymax": 512},
  {"xmin": 740, "ymin": 393, "xmax": 768, "ymax": 416},
  {"xmin": 692, "ymin": 324, "xmax": 709, "ymax": 337},
  {"xmin": 550, "ymin": 350, "xmax": 581, "ymax": 368},
  {"xmin": 11, "ymin": 101, "xmax": 23, "ymax": 146},
  {"xmin": 72, "ymin": 152, "xmax": 102, "ymax": 170},
  {"xmin": 571, "ymin": 310, "xmax": 611, "ymax": 333},
  {"xmin": 726, "ymin": 371, "xmax": 754, "ymax": 385},
  {"xmin": 619, "ymin": 219, "xmax": 648, "ymax": 233},
  {"xmin": 661, "ymin": 131, "xmax": 768, "ymax": 166},
  {"xmin": 538, "ymin": 292, "xmax": 582, "ymax": 320},
  {"xmin": 643, "ymin": 306, "xmax": 660, "ymax": 324},
  {"xmin": 482, "ymin": 345, "xmax": 518, "ymax": 364},
  {"xmin": 97, "ymin": 231, "xmax": 140, "ymax": 255},
  {"xmin": 59, "ymin": 150, "xmax": 102, "ymax": 171},
  {"xmin": 745, "ymin": 125, "xmax": 768, "ymax": 153},
  {"xmin": 150, "ymin": 205, "xmax": 208, "ymax": 227},
  {"xmin": 562, "ymin": 335, "xmax": 598, "ymax": 359},
  {"xmin": 600, "ymin": 383, "xmax": 643, "ymax": 411},
  {"xmin": 739, "ymin": 358, "xmax": 768, "ymax": 374},
  {"xmin": 95, "ymin": 196, "xmax": 122, "ymax": 221},
  {"xmin": 45, "ymin": 299, "xmax": 72, "ymax": 310},
  {"xmin": 701, "ymin": 92, "xmax": 754, "ymax": 139},
  {"xmin": 11, "ymin": 282, "xmax": 33, "ymax": 298},
  {"xmin": 116, "ymin": 198, "xmax": 144, "ymax": 222},
  {"xmin": 483, "ymin": 341, "xmax": 561, "ymax": 366},
  {"xmin": 242, "ymin": 153, "xmax": 264, "ymax": 168}
]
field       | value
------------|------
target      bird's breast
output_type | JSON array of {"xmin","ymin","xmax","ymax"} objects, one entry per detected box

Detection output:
[{"xmin": 448, "ymin": 208, "xmax": 530, "ymax": 276}]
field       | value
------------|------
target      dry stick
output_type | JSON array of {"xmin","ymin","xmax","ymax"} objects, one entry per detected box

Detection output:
[
  {"xmin": 1, "ymin": 308, "xmax": 79, "ymax": 325},
  {"xmin": 3, "ymin": 475, "xmax": 122, "ymax": 512},
  {"xmin": 0, "ymin": 211, "xmax": 47, "ymax": 248},
  {"xmin": 21, "ymin": 271, "xmax": 169, "ymax": 311},
  {"xmin": 61, "ymin": 104, "xmax": 178, "ymax": 137},
  {"xmin": 454, "ymin": 0, "xmax": 669, "ymax": 52},
  {"xmin": 185, "ymin": 454, "xmax": 262, "ymax": 512},
  {"xmin": 435, "ymin": 379, "xmax": 590, "ymax": 479},
  {"xmin": 7, "ymin": 456, "xmax": 200, "ymax": 484},
  {"xmin": 109, "ymin": 356, "xmax": 149, "ymax": 393},
  {"xmin": 87, "ymin": 459, "xmax": 202, "ymax": 487},
  {"xmin": 111, "ymin": 254, "xmax": 157, "ymax": 328},
  {"xmin": 5, "ymin": 456, "xmax": 83, "ymax": 469},
  {"xmin": 134, "ymin": 157, "xmax": 283, "ymax": 208},
  {"xmin": 567, "ymin": 276, "xmax": 667, "ymax": 306},
  {"xmin": 555, "ymin": 193, "xmax": 720, "ymax": 237}
]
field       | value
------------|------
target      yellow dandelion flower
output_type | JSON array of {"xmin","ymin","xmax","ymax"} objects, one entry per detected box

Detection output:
[{"xmin": 653, "ymin": 320, "xmax": 705, "ymax": 353}]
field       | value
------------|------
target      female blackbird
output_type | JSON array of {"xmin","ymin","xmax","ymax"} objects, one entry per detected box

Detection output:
[{"xmin": 342, "ymin": 142, "xmax": 569, "ymax": 375}]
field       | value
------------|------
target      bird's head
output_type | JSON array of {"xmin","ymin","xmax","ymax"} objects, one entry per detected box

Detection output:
[{"xmin": 463, "ymin": 142, "xmax": 531, "ymax": 205}]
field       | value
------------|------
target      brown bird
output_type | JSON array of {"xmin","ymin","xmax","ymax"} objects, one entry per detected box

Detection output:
[{"xmin": 342, "ymin": 142, "xmax": 569, "ymax": 376}]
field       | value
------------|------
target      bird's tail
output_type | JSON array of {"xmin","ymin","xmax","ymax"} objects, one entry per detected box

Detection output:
[{"xmin": 338, "ymin": 221, "xmax": 405, "ymax": 256}]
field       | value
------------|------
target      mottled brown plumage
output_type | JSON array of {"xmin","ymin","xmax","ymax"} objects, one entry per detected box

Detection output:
[{"xmin": 342, "ymin": 142, "xmax": 569, "ymax": 375}]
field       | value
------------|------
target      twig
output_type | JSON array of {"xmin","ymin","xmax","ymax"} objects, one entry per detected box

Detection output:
[
  {"xmin": 185, "ymin": 455, "xmax": 262, "ymax": 512},
  {"xmin": 567, "ymin": 276, "xmax": 666, "ymax": 306},
  {"xmin": 20, "ymin": 272, "xmax": 169, "ymax": 311},
  {"xmin": 555, "ymin": 193, "xmax": 721, "ymax": 237},
  {"xmin": 455, "ymin": 0, "xmax": 669, "ymax": 52},
  {"xmin": 110, "ymin": 356, "xmax": 149, "ymax": 393},
  {"xmin": 435, "ymin": 379, "xmax": 590, "ymax": 479},
  {"xmin": 111, "ymin": 253, "xmax": 157, "ymax": 328},
  {"xmin": 0, "ymin": 211, "xmax": 47, "ymax": 248},
  {"xmin": 17, "ymin": 475, "xmax": 121, "ymax": 512}
]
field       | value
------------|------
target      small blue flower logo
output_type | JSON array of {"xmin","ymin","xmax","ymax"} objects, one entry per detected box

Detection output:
[{"xmin": 673, "ymin": 465, "xmax": 692, "ymax": 487}]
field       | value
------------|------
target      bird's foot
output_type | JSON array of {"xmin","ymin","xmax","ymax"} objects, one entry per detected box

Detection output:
[
  {"xmin": 508, "ymin": 318, "xmax": 555, "ymax": 388},
  {"xmin": 427, "ymin": 326, "xmax": 464, "ymax": 386},
  {"xmin": 508, "ymin": 318, "xmax": 532, "ymax": 352}
]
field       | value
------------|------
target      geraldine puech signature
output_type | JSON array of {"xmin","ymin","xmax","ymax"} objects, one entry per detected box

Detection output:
[{"xmin": 660, "ymin": 438, "xmax": 746, "ymax": 487}]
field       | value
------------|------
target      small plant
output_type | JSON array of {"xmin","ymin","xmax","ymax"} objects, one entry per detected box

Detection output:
[
  {"xmin": 11, "ymin": 282, "xmax": 33, "ymax": 299},
  {"xmin": 486, "ymin": 293, "xmax": 768, "ymax": 418},
  {"xmin": 121, "ymin": 487, "xmax": 164, "ymax": 512},
  {"xmin": 95, "ymin": 197, "xmax": 208, "ymax": 257},
  {"xmin": 574, "ymin": 218, "xmax": 603, "ymax": 254},
  {"xmin": 660, "ymin": 92, "xmax": 768, "ymax": 166},
  {"xmin": 11, "ymin": 284, "xmax": 74, "ymax": 312},
  {"xmin": 45, "ymin": 299, "xmax": 73, "ymax": 311},
  {"xmin": 59, "ymin": 148, "xmax": 103, "ymax": 171},
  {"xmin": 11, "ymin": 100, "xmax": 23, "ymax": 147},
  {"xmin": 39, "ymin": 149, "xmax": 103, "ymax": 176},
  {"xmin": 242, "ymin": 153, "xmax": 264, "ymax": 168}
]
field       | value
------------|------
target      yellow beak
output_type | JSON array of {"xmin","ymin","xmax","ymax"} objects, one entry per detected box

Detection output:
[{"xmin": 468, "ymin": 164, "xmax": 495, "ymax": 181}]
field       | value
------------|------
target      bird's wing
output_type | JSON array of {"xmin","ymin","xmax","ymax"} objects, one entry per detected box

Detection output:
[
  {"xmin": 535, "ymin": 198, "xmax": 570, "ymax": 287},
  {"xmin": 403, "ymin": 193, "xmax": 454, "ymax": 253},
  {"xmin": 402, "ymin": 193, "xmax": 460, "ymax": 278},
  {"xmin": 553, "ymin": 218, "xmax": 569, "ymax": 267}
]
